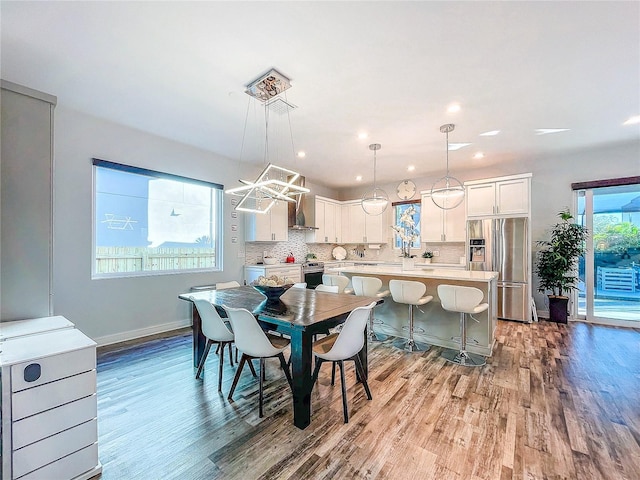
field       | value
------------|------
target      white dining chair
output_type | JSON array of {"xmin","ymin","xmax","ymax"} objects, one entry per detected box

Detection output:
[
  {"xmin": 223, "ymin": 306, "xmax": 293, "ymax": 418},
  {"xmin": 216, "ymin": 280, "xmax": 241, "ymax": 290},
  {"xmin": 311, "ymin": 301, "xmax": 376, "ymax": 423},
  {"xmin": 292, "ymin": 282, "xmax": 307, "ymax": 289},
  {"xmin": 191, "ymin": 298, "xmax": 237, "ymax": 392}
]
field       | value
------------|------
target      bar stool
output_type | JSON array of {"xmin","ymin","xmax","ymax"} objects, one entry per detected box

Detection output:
[
  {"xmin": 322, "ymin": 274, "xmax": 353, "ymax": 294},
  {"xmin": 389, "ymin": 280, "xmax": 433, "ymax": 352},
  {"xmin": 437, "ymin": 285, "xmax": 488, "ymax": 367},
  {"xmin": 352, "ymin": 276, "xmax": 390, "ymax": 342}
]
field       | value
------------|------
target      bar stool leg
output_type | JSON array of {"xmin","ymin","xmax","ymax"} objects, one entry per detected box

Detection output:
[
  {"xmin": 393, "ymin": 305, "xmax": 429, "ymax": 352},
  {"xmin": 368, "ymin": 309, "xmax": 388, "ymax": 342},
  {"xmin": 442, "ymin": 313, "xmax": 486, "ymax": 367}
]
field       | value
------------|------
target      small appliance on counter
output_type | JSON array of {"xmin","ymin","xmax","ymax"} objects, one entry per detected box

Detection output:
[{"xmin": 286, "ymin": 253, "xmax": 295, "ymax": 263}]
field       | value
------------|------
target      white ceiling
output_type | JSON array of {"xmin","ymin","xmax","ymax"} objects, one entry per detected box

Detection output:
[{"xmin": 2, "ymin": 1, "xmax": 639, "ymax": 189}]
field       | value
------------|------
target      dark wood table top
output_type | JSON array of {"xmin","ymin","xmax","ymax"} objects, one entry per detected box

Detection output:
[{"xmin": 179, "ymin": 286, "xmax": 380, "ymax": 330}]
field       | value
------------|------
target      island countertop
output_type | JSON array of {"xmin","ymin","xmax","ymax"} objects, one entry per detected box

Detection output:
[{"xmin": 335, "ymin": 264, "xmax": 498, "ymax": 282}]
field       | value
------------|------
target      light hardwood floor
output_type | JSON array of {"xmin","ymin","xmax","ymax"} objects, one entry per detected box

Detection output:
[{"xmin": 95, "ymin": 320, "xmax": 640, "ymax": 479}]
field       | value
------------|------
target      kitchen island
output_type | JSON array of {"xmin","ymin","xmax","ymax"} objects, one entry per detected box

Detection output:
[{"xmin": 336, "ymin": 265, "xmax": 499, "ymax": 357}]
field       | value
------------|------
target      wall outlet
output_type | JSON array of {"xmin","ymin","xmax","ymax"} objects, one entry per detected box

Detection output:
[{"xmin": 433, "ymin": 250, "xmax": 440, "ymax": 257}]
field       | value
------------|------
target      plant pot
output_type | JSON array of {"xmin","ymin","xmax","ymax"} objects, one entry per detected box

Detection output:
[
  {"xmin": 548, "ymin": 295, "xmax": 569, "ymax": 323},
  {"xmin": 402, "ymin": 257, "xmax": 415, "ymax": 270},
  {"xmin": 423, "ymin": 258, "xmax": 432, "ymax": 264}
]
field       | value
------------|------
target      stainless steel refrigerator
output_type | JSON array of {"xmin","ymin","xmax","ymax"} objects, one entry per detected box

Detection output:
[{"xmin": 467, "ymin": 217, "xmax": 530, "ymax": 322}]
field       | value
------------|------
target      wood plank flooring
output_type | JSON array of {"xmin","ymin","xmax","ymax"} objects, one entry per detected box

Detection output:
[{"xmin": 95, "ymin": 320, "xmax": 640, "ymax": 479}]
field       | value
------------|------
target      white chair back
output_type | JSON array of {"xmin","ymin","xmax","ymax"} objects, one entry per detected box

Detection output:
[
  {"xmin": 216, "ymin": 280, "xmax": 240, "ymax": 290},
  {"xmin": 352, "ymin": 276, "xmax": 383, "ymax": 297},
  {"xmin": 437, "ymin": 285, "xmax": 485, "ymax": 313},
  {"xmin": 191, "ymin": 298, "xmax": 234, "ymax": 342},
  {"xmin": 315, "ymin": 284, "xmax": 339, "ymax": 293},
  {"xmin": 389, "ymin": 280, "xmax": 427, "ymax": 305},
  {"xmin": 322, "ymin": 274, "xmax": 349, "ymax": 293},
  {"xmin": 292, "ymin": 282, "xmax": 307, "ymax": 289},
  {"xmin": 316, "ymin": 302, "xmax": 376, "ymax": 361},
  {"xmin": 223, "ymin": 306, "xmax": 287, "ymax": 358}
]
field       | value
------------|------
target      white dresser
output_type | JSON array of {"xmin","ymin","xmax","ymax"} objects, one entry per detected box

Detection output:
[{"xmin": 1, "ymin": 316, "xmax": 101, "ymax": 480}]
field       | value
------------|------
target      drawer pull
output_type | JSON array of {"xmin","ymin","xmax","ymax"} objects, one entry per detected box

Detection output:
[{"xmin": 24, "ymin": 363, "xmax": 41, "ymax": 382}]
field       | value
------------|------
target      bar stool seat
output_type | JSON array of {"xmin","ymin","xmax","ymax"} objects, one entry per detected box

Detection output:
[
  {"xmin": 322, "ymin": 274, "xmax": 353, "ymax": 294},
  {"xmin": 389, "ymin": 280, "xmax": 433, "ymax": 352},
  {"xmin": 437, "ymin": 285, "xmax": 488, "ymax": 367},
  {"xmin": 351, "ymin": 276, "xmax": 390, "ymax": 342}
]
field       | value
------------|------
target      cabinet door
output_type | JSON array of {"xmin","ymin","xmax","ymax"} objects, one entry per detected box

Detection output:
[
  {"xmin": 270, "ymin": 201, "xmax": 289, "ymax": 241},
  {"xmin": 340, "ymin": 204, "xmax": 352, "ymax": 243},
  {"xmin": 496, "ymin": 178, "xmax": 529, "ymax": 215},
  {"xmin": 348, "ymin": 203, "xmax": 367, "ymax": 243},
  {"xmin": 244, "ymin": 267, "xmax": 266, "ymax": 285},
  {"xmin": 420, "ymin": 194, "xmax": 444, "ymax": 242},
  {"xmin": 315, "ymin": 198, "xmax": 327, "ymax": 243},
  {"xmin": 365, "ymin": 208, "xmax": 387, "ymax": 243},
  {"xmin": 466, "ymin": 183, "xmax": 496, "ymax": 217},
  {"xmin": 324, "ymin": 201, "xmax": 337, "ymax": 243},
  {"xmin": 444, "ymin": 203, "xmax": 466, "ymax": 242},
  {"xmin": 245, "ymin": 211, "xmax": 271, "ymax": 241}
]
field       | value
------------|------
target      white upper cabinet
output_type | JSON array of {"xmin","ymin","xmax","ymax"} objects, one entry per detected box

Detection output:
[
  {"xmin": 341, "ymin": 201, "xmax": 388, "ymax": 244},
  {"xmin": 465, "ymin": 174, "xmax": 531, "ymax": 217},
  {"xmin": 245, "ymin": 200, "xmax": 289, "ymax": 242},
  {"xmin": 420, "ymin": 194, "xmax": 466, "ymax": 242},
  {"xmin": 310, "ymin": 197, "xmax": 342, "ymax": 243}
]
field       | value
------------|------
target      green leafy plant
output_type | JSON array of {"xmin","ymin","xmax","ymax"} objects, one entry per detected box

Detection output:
[
  {"xmin": 593, "ymin": 221, "xmax": 639, "ymax": 254},
  {"xmin": 422, "ymin": 250, "xmax": 433, "ymax": 259},
  {"xmin": 535, "ymin": 209, "xmax": 589, "ymax": 297}
]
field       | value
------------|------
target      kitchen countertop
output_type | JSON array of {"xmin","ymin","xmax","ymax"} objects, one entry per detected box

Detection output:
[
  {"xmin": 335, "ymin": 264, "xmax": 498, "ymax": 282},
  {"xmin": 246, "ymin": 260, "xmax": 466, "ymax": 268}
]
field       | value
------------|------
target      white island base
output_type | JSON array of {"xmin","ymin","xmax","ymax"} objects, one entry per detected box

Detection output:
[{"xmin": 337, "ymin": 265, "xmax": 499, "ymax": 357}]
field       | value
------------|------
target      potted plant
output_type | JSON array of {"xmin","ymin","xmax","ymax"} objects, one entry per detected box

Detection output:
[
  {"xmin": 391, "ymin": 205, "xmax": 420, "ymax": 270},
  {"xmin": 422, "ymin": 250, "xmax": 433, "ymax": 264},
  {"xmin": 535, "ymin": 209, "xmax": 589, "ymax": 323}
]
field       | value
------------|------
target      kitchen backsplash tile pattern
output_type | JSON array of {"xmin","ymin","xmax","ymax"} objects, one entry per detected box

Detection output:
[{"xmin": 245, "ymin": 231, "xmax": 465, "ymax": 265}]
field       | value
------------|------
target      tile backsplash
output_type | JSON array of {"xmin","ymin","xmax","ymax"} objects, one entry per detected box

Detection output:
[{"xmin": 245, "ymin": 231, "xmax": 465, "ymax": 265}]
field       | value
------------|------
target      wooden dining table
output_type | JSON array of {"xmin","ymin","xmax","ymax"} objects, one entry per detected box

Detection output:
[{"xmin": 178, "ymin": 285, "xmax": 382, "ymax": 429}]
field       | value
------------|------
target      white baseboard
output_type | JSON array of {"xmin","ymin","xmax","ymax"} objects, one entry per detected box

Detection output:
[{"xmin": 94, "ymin": 318, "xmax": 191, "ymax": 347}]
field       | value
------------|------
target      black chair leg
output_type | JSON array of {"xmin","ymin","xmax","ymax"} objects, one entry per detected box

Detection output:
[
  {"xmin": 338, "ymin": 360, "xmax": 349, "ymax": 423},
  {"xmin": 353, "ymin": 355, "xmax": 372, "ymax": 400},
  {"xmin": 259, "ymin": 358, "xmax": 265, "ymax": 418},
  {"xmin": 331, "ymin": 362, "xmax": 336, "ymax": 386},
  {"xmin": 218, "ymin": 342, "xmax": 225, "ymax": 392},
  {"xmin": 228, "ymin": 354, "xmax": 246, "ymax": 400},
  {"xmin": 195, "ymin": 340, "xmax": 213, "ymax": 380},
  {"xmin": 311, "ymin": 358, "xmax": 323, "ymax": 388},
  {"xmin": 228, "ymin": 343, "xmax": 234, "ymax": 367},
  {"xmin": 247, "ymin": 357, "xmax": 258, "ymax": 377}
]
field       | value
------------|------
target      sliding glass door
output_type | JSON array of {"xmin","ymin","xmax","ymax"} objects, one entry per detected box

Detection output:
[{"xmin": 576, "ymin": 183, "xmax": 640, "ymax": 324}]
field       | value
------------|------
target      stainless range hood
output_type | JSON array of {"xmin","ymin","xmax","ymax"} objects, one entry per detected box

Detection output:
[{"xmin": 288, "ymin": 175, "xmax": 318, "ymax": 230}]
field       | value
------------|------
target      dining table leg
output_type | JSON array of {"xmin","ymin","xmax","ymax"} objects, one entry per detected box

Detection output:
[
  {"xmin": 288, "ymin": 328, "xmax": 314, "ymax": 430},
  {"xmin": 191, "ymin": 304, "xmax": 207, "ymax": 368}
]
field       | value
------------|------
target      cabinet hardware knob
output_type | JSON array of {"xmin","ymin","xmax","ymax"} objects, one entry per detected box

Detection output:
[{"xmin": 24, "ymin": 363, "xmax": 41, "ymax": 382}]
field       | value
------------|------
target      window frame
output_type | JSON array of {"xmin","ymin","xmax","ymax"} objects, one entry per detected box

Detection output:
[
  {"xmin": 91, "ymin": 158, "xmax": 224, "ymax": 279},
  {"xmin": 392, "ymin": 199, "xmax": 422, "ymax": 253}
]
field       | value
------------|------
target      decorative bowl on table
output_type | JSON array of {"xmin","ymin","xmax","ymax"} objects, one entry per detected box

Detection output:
[{"xmin": 252, "ymin": 284, "xmax": 293, "ymax": 302}]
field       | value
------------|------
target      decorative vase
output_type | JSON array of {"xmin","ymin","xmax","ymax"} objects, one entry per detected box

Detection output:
[{"xmin": 402, "ymin": 257, "xmax": 415, "ymax": 270}]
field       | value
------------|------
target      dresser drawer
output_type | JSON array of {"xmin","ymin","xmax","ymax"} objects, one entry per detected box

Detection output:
[
  {"xmin": 18, "ymin": 443, "xmax": 99, "ymax": 480},
  {"xmin": 13, "ymin": 418, "xmax": 97, "ymax": 479},
  {"xmin": 13, "ymin": 370, "xmax": 96, "ymax": 420},
  {"xmin": 11, "ymin": 346, "xmax": 95, "ymax": 392},
  {"xmin": 13, "ymin": 394, "xmax": 97, "ymax": 450}
]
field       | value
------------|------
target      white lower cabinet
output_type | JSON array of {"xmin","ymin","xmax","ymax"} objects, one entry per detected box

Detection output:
[
  {"xmin": 245, "ymin": 264, "xmax": 303, "ymax": 285},
  {"xmin": 0, "ymin": 318, "xmax": 101, "ymax": 480}
]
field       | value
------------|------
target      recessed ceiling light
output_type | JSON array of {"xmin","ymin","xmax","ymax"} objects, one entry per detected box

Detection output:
[
  {"xmin": 296, "ymin": 151, "xmax": 306, "ymax": 158},
  {"xmin": 407, "ymin": 165, "xmax": 415, "ymax": 172},
  {"xmin": 479, "ymin": 130, "xmax": 500, "ymax": 136},
  {"xmin": 448, "ymin": 143, "xmax": 471, "ymax": 151},
  {"xmin": 358, "ymin": 132, "xmax": 368, "ymax": 140},
  {"xmin": 355, "ymin": 175, "xmax": 362, "ymax": 182},
  {"xmin": 535, "ymin": 128, "xmax": 570, "ymax": 135},
  {"xmin": 623, "ymin": 115, "xmax": 640, "ymax": 125},
  {"xmin": 447, "ymin": 103, "xmax": 461, "ymax": 113},
  {"xmin": 473, "ymin": 152, "xmax": 485, "ymax": 159}
]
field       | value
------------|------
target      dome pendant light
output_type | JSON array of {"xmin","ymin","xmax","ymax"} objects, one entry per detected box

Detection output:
[
  {"xmin": 430, "ymin": 124, "xmax": 465, "ymax": 210},
  {"xmin": 361, "ymin": 143, "xmax": 389, "ymax": 215}
]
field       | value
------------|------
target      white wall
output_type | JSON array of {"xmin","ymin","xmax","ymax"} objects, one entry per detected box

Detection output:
[{"xmin": 53, "ymin": 107, "xmax": 260, "ymax": 344}]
